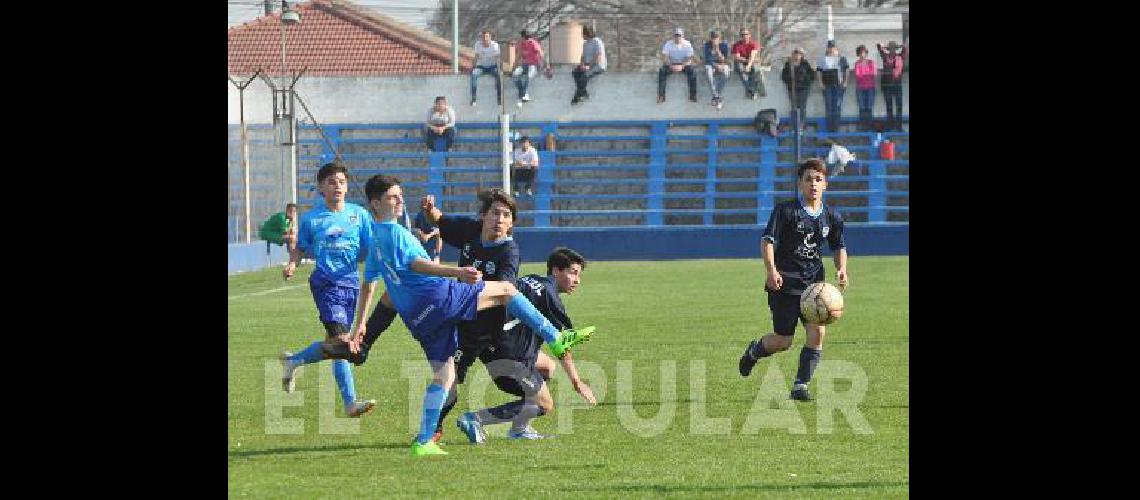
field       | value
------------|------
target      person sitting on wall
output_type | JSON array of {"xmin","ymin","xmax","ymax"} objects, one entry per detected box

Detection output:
[
  {"xmin": 571, "ymin": 24, "xmax": 606, "ymax": 105},
  {"xmin": 424, "ymin": 96, "xmax": 457, "ymax": 152}
]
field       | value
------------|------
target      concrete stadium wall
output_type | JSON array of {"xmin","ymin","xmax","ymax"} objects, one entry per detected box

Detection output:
[
  {"xmin": 228, "ymin": 71, "xmax": 908, "ymax": 125},
  {"xmin": 228, "ymin": 224, "xmax": 907, "ymax": 274},
  {"xmin": 229, "ymin": 241, "xmax": 290, "ymax": 275}
]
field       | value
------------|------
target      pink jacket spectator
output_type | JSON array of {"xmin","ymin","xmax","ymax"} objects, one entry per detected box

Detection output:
[{"xmin": 854, "ymin": 59, "xmax": 876, "ymax": 90}]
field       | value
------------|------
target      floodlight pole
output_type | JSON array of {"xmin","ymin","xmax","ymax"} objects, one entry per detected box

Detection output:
[{"xmin": 452, "ymin": 0, "xmax": 459, "ymax": 73}]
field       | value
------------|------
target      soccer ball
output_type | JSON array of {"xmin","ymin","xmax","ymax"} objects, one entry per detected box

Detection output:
[{"xmin": 800, "ymin": 282, "xmax": 845, "ymax": 325}]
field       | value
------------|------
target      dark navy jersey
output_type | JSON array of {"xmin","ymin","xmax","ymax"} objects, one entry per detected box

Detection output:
[
  {"xmin": 761, "ymin": 200, "xmax": 846, "ymax": 296},
  {"xmin": 438, "ymin": 214, "xmax": 520, "ymax": 337},
  {"xmin": 493, "ymin": 274, "xmax": 572, "ymax": 363}
]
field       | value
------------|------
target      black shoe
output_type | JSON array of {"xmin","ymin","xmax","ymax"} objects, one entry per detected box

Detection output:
[
  {"xmin": 571, "ymin": 96, "xmax": 582, "ymax": 105},
  {"xmin": 790, "ymin": 386, "xmax": 814, "ymax": 402},
  {"xmin": 738, "ymin": 340, "xmax": 760, "ymax": 377},
  {"xmin": 689, "ymin": 95, "xmax": 698, "ymax": 102}
]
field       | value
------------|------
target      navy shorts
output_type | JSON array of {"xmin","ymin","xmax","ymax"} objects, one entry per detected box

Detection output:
[
  {"xmin": 404, "ymin": 280, "xmax": 486, "ymax": 362},
  {"xmin": 310, "ymin": 281, "xmax": 358, "ymax": 333},
  {"xmin": 768, "ymin": 290, "xmax": 807, "ymax": 336},
  {"xmin": 455, "ymin": 325, "xmax": 494, "ymax": 384},
  {"xmin": 481, "ymin": 355, "xmax": 545, "ymax": 398}
]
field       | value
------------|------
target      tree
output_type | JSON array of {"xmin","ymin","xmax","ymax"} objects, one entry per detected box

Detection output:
[{"xmin": 429, "ymin": 0, "xmax": 822, "ymax": 71}]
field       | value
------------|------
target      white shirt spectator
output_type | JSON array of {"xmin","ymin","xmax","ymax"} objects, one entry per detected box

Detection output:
[
  {"xmin": 473, "ymin": 41, "xmax": 501, "ymax": 67},
  {"xmin": 427, "ymin": 106, "xmax": 455, "ymax": 128},
  {"xmin": 582, "ymin": 37, "xmax": 607, "ymax": 71},
  {"xmin": 661, "ymin": 39, "xmax": 694, "ymax": 64},
  {"xmin": 513, "ymin": 146, "xmax": 538, "ymax": 166}
]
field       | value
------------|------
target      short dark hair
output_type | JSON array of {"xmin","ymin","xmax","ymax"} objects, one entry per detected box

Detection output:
[
  {"xmin": 796, "ymin": 158, "xmax": 828, "ymax": 180},
  {"xmin": 317, "ymin": 162, "xmax": 348, "ymax": 184},
  {"xmin": 481, "ymin": 30, "xmax": 491, "ymax": 36},
  {"xmin": 547, "ymin": 247, "xmax": 586, "ymax": 275},
  {"xmin": 519, "ymin": 135, "xmax": 532, "ymax": 145},
  {"xmin": 285, "ymin": 203, "xmax": 297, "ymax": 211},
  {"xmin": 434, "ymin": 95, "xmax": 447, "ymax": 103},
  {"xmin": 364, "ymin": 174, "xmax": 401, "ymax": 202},
  {"xmin": 477, "ymin": 188, "xmax": 517, "ymax": 221},
  {"xmin": 856, "ymin": 45, "xmax": 868, "ymax": 56},
  {"xmin": 582, "ymin": 25, "xmax": 594, "ymax": 38}
]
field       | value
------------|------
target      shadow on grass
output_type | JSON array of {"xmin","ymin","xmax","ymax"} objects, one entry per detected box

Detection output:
[
  {"xmin": 229, "ymin": 441, "xmax": 408, "ymax": 459},
  {"xmin": 563, "ymin": 480, "xmax": 909, "ymax": 494}
]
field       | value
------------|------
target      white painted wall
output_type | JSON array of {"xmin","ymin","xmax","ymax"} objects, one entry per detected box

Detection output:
[{"xmin": 229, "ymin": 70, "xmax": 908, "ymax": 125}]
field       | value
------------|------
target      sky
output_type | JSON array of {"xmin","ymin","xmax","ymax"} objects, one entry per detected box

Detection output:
[{"xmin": 228, "ymin": 0, "xmax": 439, "ymax": 29}]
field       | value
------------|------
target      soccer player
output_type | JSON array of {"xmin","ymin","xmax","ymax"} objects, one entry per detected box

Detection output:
[
  {"xmin": 278, "ymin": 162, "xmax": 377, "ymax": 418},
  {"xmin": 456, "ymin": 247, "xmax": 597, "ymax": 443},
  {"xmin": 737, "ymin": 158, "xmax": 849, "ymax": 402},
  {"xmin": 352, "ymin": 174, "xmax": 593, "ymax": 456}
]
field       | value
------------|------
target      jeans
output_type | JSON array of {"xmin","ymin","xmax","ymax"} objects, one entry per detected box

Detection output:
[
  {"xmin": 512, "ymin": 166, "xmax": 535, "ymax": 194},
  {"xmin": 856, "ymin": 87, "xmax": 875, "ymax": 130},
  {"xmin": 733, "ymin": 61, "xmax": 758, "ymax": 95},
  {"xmin": 513, "ymin": 64, "xmax": 539, "ymax": 99},
  {"xmin": 787, "ymin": 86, "xmax": 809, "ymax": 128},
  {"xmin": 882, "ymin": 84, "xmax": 903, "ymax": 130},
  {"xmin": 823, "ymin": 85, "xmax": 845, "ymax": 132},
  {"xmin": 705, "ymin": 65, "xmax": 729, "ymax": 99},
  {"xmin": 572, "ymin": 66, "xmax": 603, "ymax": 99},
  {"xmin": 658, "ymin": 64, "xmax": 697, "ymax": 99},
  {"xmin": 469, "ymin": 65, "xmax": 501, "ymax": 102},
  {"xmin": 424, "ymin": 126, "xmax": 456, "ymax": 151}
]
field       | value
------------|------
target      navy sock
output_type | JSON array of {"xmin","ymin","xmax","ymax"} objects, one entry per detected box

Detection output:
[
  {"xmin": 749, "ymin": 340, "xmax": 771, "ymax": 360},
  {"xmin": 794, "ymin": 347, "xmax": 822, "ymax": 386},
  {"xmin": 475, "ymin": 400, "xmax": 525, "ymax": 425},
  {"xmin": 435, "ymin": 385, "xmax": 459, "ymax": 433}
]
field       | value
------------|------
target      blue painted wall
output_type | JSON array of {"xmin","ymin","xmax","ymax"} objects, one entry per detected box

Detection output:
[{"xmin": 229, "ymin": 241, "xmax": 290, "ymax": 275}]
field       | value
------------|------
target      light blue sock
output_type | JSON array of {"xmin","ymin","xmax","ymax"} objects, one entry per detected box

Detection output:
[
  {"xmin": 288, "ymin": 341, "xmax": 325, "ymax": 365},
  {"xmin": 332, "ymin": 359, "xmax": 356, "ymax": 408},
  {"xmin": 417, "ymin": 383, "xmax": 449, "ymax": 444},
  {"xmin": 507, "ymin": 294, "xmax": 559, "ymax": 344}
]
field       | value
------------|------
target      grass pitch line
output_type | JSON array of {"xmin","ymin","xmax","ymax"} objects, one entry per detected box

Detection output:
[{"xmin": 228, "ymin": 284, "xmax": 305, "ymax": 301}]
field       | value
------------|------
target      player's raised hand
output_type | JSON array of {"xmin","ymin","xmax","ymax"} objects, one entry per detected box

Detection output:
[
  {"xmin": 765, "ymin": 272, "xmax": 782, "ymax": 291},
  {"xmin": 573, "ymin": 380, "xmax": 598, "ymax": 406},
  {"xmin": 421, "ymin": 195, "xmax": 436, "ymax": 213},
  {"xmin": 836, "ymin": 269, "xmax": 848, "ymax": 291},
  {"xmin": 457, "ymin": 266, "xmax": 482, "ymax": 284},
  {"xmin": 283, "ymin": 261, "xmax": 297, "ymax": 280}
]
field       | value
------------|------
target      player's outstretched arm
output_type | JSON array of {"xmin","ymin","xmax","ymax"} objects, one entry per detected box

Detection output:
[
  {"xmin": 350, "ymin": 280, "xmax": 380, "ymax": 351},
  {"xmin": 761, "ymin": 239, "xmax": 782, "ymax": 290},
  {"xmin": 834, "ymin": 247, "xmax": 849, "ymax": 290},
  {"xmin": 420, "ymin": 195, "xmax": 444, "ymax": 225},
  {"xmin": 410, "ymin": 258, "xmax": 481, "ymax": 283},
  {"xmin": 559, "ymin": 351, "xmax": 597, "ymax": 406}
]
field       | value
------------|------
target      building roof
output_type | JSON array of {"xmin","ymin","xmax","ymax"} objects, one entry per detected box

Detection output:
[{"xmin": 228, "ymin": 0, "xmax": 474, "ymax": 77}]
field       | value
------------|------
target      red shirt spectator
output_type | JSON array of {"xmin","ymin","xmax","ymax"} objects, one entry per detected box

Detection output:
[
  {"xmin": 731, "ymin": 38, "xmax": 760, "ymax": 62},
  {"xmin": 519, "ymin": 37, "xmax": 543, "ymax": 66}
]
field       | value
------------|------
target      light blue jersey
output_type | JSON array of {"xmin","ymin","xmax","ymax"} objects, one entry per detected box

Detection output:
[
  {"xmin": 297, "ymin": 202, "xmax": 374, "ymax": 288},
  {"xmin": 364, "ymin": 220, "xmax": 449, "ymax": 316}
]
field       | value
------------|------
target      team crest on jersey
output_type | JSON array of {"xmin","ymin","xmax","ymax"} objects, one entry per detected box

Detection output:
[
  {"xmin": 822, "ymin": 226, "xmax": 829, "ymax": 238},
  {"xmin": 349, "ymin": 214, "xmax": 358, "ymax": 225},
  {"xmin": 485, "ymin": 262, "xmax": 496, "ymax": 275}
]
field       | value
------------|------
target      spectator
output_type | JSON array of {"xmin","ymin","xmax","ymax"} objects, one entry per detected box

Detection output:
[
  {"xmin": 511, "ymin": 136, "xmax": 539, "ymax": 197},
  {"xmin": 413, "ymin": 209, "xmax": 443, "ymax": 264},
  {"xmin": 853, "ymin": 45, "xmax": 877, "ymax": 131},
  {"xmin": 817, "ymin": 40, "xmax": 849, "ymax": 132},
  {"xmin": 781, "ymin": 47, "xmax": 814, "ymax": 132},
  {"xmin": 877, "ymin": 40, "xmax": 907, "ymax": 131},
  {"xmin": 572, "ymin": 24, "xmax": 606, "ymax": 105},
  {"xmin": 424, "ymin": 96, "xmax": 457, "ymax": 152},
  {"xmin": 657, "ymin": 27, "xmax": 698, "ymax": 103},
  {"xmin": 512, "ymin": 29, "xmax": 548, "ymax": 108},
  {"xmin": 702, "ymin": 29, "xmax": 732, "ymax": 110},
  {"xmin": 259, "ymin": 202, "xmax": 299, "ymax": 253},
  {"xmin": 731, "ymin": 28, "xmax": 761, "ymax": 99},
  {"xmin": 470, "ymin": 30, "xmax": 501, "ymax": 106}
]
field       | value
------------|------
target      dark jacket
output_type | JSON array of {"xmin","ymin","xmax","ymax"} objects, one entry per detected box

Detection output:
[{"xmin": 781, "ymin": 60, "xmax": 815, "ymax": 91}]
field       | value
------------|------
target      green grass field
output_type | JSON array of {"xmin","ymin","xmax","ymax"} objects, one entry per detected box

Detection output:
[{"xmin": 228, "ymin": 257, "xmax": 908, "ymax": 498}]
